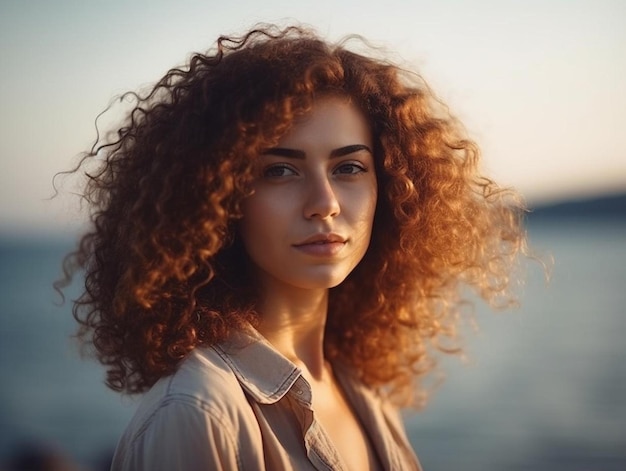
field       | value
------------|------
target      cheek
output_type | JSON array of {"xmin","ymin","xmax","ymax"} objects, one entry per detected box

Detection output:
[
  {"xmin": 343, "ymin": 188, "xmax": 377, "ymax": 251},
  {"xmin": 362, "ymin": 187, "xmax": 378, "ymax": 239},
  {"xmin": 240, "ymin": 200, "xmax": 264, "ymax": 246},
  {"xmin": 239, "ymin": 192, "xmax": 289, "ymax": 245},
  {"xmin": 353, "ymin": 184, "xmax": 378, "ymax": 225}
]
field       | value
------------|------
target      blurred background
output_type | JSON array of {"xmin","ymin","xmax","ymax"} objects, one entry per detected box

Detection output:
[{"xmin": 1, "ymin": 1, "xmax": 624, "ymax": 469}]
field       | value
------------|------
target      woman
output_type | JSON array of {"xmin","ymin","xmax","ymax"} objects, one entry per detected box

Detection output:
[{"xmin": 59, "ymin": 24, "xmax": 526, "ymax": 470}]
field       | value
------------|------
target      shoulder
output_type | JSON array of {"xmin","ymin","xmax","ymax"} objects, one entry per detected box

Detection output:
[
  {"xmin": 168, "ymin": 346, "xmax": 252, "ymax": 413},
  {"xmin": 111, "ymin": 347, "xmax": 263, "ymax": 470},
  {"xmin": 140, "ymin": 346, "xmax": 255, "ymax": 428}
]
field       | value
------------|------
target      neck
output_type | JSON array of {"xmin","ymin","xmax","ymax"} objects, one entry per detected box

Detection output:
[{"xmin": 256, "ymin": 285, "xmax": 329, "ymax": 380}]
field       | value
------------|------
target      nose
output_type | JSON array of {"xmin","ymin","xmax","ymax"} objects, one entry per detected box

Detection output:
[{"xmin": 303, "ymin": 174, "xmax": 340, "ymax": 220}]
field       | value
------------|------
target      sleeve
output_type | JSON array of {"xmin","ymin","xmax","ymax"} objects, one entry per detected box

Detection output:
[{"xmin": 111, "ymin": 399, "xmax": 263, "ymax": 471}]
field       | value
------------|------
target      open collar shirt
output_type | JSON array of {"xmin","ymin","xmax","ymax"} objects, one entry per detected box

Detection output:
[{"xmin": 111, "ymin": 327, "xmax": 422, "ymax": 470}]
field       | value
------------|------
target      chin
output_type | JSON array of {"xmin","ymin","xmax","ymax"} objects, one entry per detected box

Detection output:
[{"xmin": 287, "ymin": 270, "xmax": 351, "ymax": 291}]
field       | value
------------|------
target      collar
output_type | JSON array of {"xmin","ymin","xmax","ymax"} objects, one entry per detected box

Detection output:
[{"xmin": 213, "ymin": 325, "xmax": 302, "ymax": 405}]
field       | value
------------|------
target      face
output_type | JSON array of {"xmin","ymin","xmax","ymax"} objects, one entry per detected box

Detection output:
[{"xmin": 239, "ymin": 96, "xmax": 377, "ymax": 294}]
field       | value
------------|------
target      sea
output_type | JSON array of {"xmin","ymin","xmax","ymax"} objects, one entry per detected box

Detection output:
[{"xmin": 1, "ymin": 218, "xmax": 625, "ymax": 471}]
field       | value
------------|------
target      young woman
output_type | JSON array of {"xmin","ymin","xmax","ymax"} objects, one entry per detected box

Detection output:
[{"xmin": 59, "ymin": 24, "xmax": 526, "ymax": 470}]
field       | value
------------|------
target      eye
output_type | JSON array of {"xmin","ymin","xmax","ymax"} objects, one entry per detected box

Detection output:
[
  {"xmin": 334, "ymin": 162, "xmax": 367, "ymax": 175},
  {"xmin": 263, "ymin": 164, "xmax": 297, "ymax": 178}
]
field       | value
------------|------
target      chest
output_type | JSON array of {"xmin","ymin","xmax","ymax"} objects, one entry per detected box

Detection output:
[{"xmin": 313, "ymin": 394, "xmax": 383, "ymax": 471}]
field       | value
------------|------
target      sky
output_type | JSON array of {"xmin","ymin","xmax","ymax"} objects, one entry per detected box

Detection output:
[{"xmin": 1, "ymin": 0, "xmax": 625, "ymax": 237}]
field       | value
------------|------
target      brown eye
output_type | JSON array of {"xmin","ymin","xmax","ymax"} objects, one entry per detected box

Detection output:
[
  {"xmin": 263, "ymin": 164, "xmax": 297, "ymax": 178},
  {"xmin": 335, "ymin": 162, "xmax": 366, "ymax": 175}
]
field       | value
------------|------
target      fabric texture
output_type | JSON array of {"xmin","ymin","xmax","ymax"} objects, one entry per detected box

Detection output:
[{"xmin": 110, "ymin": 326, "xmax": 422, "ymax": 470}]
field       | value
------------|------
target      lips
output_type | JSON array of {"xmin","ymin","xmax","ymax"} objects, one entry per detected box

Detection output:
[
  {"xmin": 293, "ymin": 233, "xmax": 347, "ymax": 257},
  {"xmin": 293, "ymin": 233, "xmax": 347, "ymax": 246}
]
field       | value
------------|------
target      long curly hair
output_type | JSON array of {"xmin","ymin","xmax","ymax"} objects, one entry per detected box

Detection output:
[{"xmin": 57, "ymin": 24, "xmax": 527, "ymax": 406}]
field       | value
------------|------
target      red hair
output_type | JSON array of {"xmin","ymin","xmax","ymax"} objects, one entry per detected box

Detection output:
[{"xmin": 57, "ymin": 25, "xmax": 527, "ymax": 405}]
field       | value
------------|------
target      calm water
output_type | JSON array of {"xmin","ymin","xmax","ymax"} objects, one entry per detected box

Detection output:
[{"xmin": 1, "ymin": 220, "xmax": 625, "ymax": 470}]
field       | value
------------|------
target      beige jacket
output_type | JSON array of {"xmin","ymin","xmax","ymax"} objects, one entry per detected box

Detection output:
[{"xmin": 111, "ymin": 327, "xmax": 422, "ymax": 470}]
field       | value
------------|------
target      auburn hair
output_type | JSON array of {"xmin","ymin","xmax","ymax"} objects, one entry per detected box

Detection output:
[{"xmin": 57, "ymin": 24, "xmax": 527, "ymax": 405}]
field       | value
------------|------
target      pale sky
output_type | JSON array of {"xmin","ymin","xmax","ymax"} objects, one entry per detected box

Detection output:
[{"xmin": 1, "ymin": 0, "xmax": 625, "ymax": 236}]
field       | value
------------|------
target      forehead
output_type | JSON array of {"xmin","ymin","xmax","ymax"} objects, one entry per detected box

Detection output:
[{"xmin": 276, "ymin": 96, "xmax": 372, "ymax": 149}]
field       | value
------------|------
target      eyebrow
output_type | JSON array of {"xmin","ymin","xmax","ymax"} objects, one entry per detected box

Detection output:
[{"xmin": 262, "ymin": 144, "xmax": 372, "ymax": 159}]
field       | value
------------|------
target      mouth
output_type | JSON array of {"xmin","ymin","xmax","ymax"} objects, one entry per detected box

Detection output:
[
  {"xmin": 293, "ymin": 233, "xmax": 347, "ymax": 246},
  {"xmin": 292, "ymin": 233, "xmax": 348, "ymax": 257}
]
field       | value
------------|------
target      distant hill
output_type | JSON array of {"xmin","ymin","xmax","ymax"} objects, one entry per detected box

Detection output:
[{"xmin": 528, "ymin": 192, "xmax": 626, "ymax": 221}]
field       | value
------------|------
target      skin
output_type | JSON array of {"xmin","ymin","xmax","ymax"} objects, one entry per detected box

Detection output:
[{"xmin": 239, "ymin": 96, "xmax": 381, "ymax": 470}]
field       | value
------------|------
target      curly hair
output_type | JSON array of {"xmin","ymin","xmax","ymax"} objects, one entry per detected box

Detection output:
[{"xmin": 57, "ymin": 24, "xmax": 527, "ymax": 406}]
